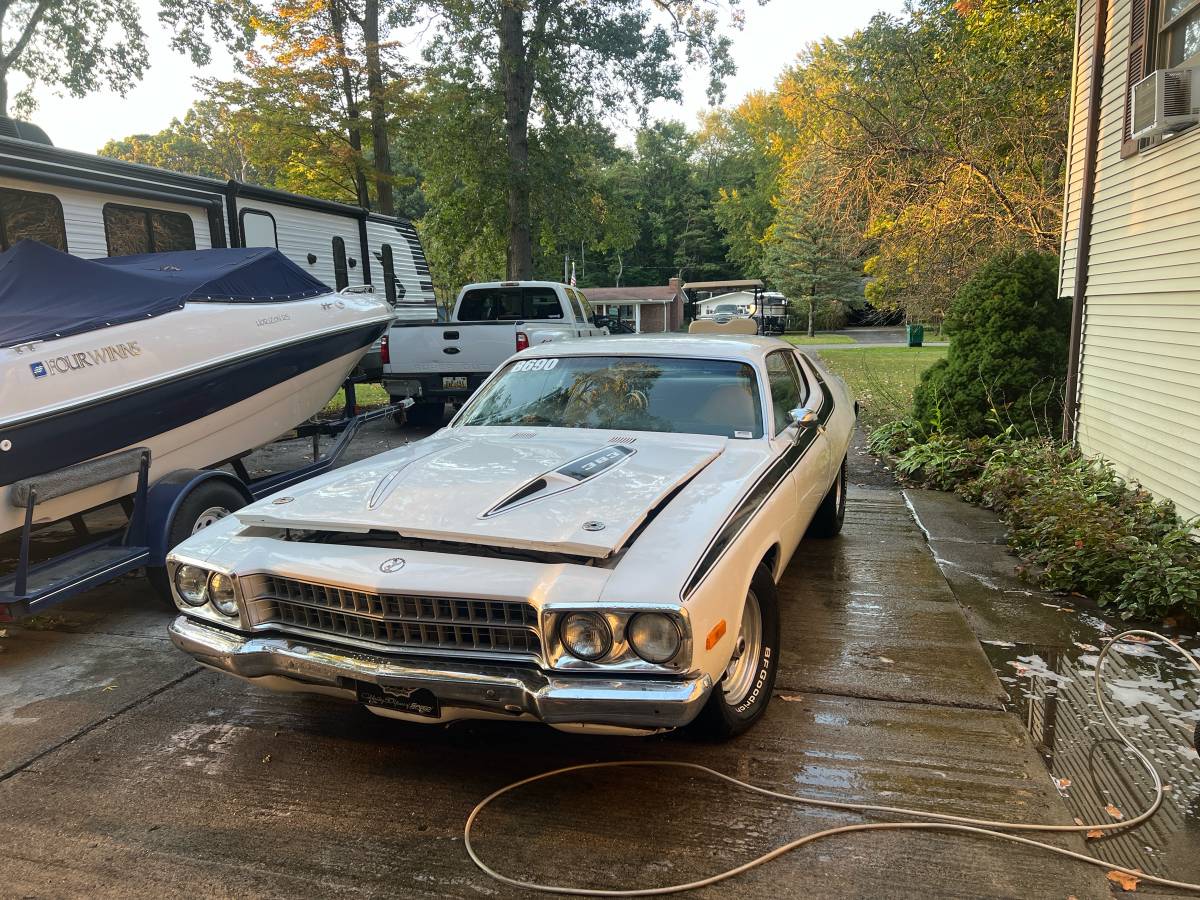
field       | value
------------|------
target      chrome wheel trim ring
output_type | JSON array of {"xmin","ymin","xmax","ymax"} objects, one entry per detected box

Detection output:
[
  {"xmin": 721, "ymin": 588, "xmax": 763, "ymax": 705},
  {"xmin": 191, "ymin": 506, "xmax": 231, "ymax": 534}
]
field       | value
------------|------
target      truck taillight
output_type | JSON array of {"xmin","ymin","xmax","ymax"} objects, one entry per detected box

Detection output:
[
  {"xmin": 515, "ymin": 331, "xmax": 529, "ymax": 352},
  {"xmin": 380, "ymin": 334, "xmax": 390, "ymax": 365}
]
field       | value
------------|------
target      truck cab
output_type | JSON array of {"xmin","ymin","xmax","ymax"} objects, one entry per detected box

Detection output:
[{"xmin": 382, "ymin": 280, "xmax": 608, "ymax": 426}]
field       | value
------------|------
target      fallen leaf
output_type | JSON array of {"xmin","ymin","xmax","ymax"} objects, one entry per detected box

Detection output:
[
  {"xmin": 101, "ymin": 684, "xmax": 117, "ymax": 692},
  {"xmin": 1056, "ymin": 777, "xmax": 1072, "ymax": 790},
  {"xmin": 1087, "ymin": 829, "xmax": 1105, "ymax": 839},
  {"xmin": 1121, "ymin": 635, "xmax": 1151, "ymax": 644},
  {"xmin": 1105, "ymin": 804, "xmax": 1124, "ymax": 820},
  {"xmin": 262, "ymin": 754, "xmax": 271, "ymax": 764},
  {"xmin": 1073, "ymin": 817, "xmax": 1085, "ymax": 826},
  {"xmin": 1106, "ymin": 870, "xmax": 1140, "ymax": 891},
  {"xmin": 877, "ymin": 656, "xmax": 894, "ymax": 664},
  {"xmin": 0, "ymin": 628, "xmax": 7, "ymax": 638},
  {"xmin": 1073, "ymin": 642, "xmax": 1099, "ymax": 652}
]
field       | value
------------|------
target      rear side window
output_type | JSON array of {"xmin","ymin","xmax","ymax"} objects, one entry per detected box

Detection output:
[
  {"xmin": 566, "ymin": 290, "xmax": 586, "ymax": 322},
  {"xmin": 0, "ymin": 187, "xmax": 67, "ymax": 251},
  {"xmin": 332, "ymin": 236, "xmax": 348, "ymax": 290},
  {"xmin": 457, "ymin": 286, "xmax": 564, "ymax": 321},
  {"xmin": 103, "ymin": 203, "xmax": 195, "ymax": 256}
]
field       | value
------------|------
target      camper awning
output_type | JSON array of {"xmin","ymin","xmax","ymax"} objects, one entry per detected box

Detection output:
[{"xmin": 0, "ymin": 241, "xmax": 330, "ymax": 347}]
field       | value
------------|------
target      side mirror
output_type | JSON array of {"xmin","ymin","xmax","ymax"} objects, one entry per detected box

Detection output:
[{"xmin": 788, "ymin": 407, "xmax": 819, "ymax": 428}]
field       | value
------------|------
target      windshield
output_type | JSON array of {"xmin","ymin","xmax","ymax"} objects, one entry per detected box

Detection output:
[{"xmin": 458, "ymin": 355, "xmax": 764, "ymax": 438}]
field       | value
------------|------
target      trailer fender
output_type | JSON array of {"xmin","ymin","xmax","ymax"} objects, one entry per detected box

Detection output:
[{"xmin": 144, "ymin": 470, "xmax": 253, "ymax": 565}]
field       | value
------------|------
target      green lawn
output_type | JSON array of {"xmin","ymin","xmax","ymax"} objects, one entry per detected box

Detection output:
[
  {"xmin": 323, "ymin": 382, "xmax": 391, "ymax": 415},
  {"xmin": 815, "ymin": 346, "xmax": 947, "ymax": 430},
  {"xmin": 782, "ymin": 333, "xmax": 856, "ymax": 345}
]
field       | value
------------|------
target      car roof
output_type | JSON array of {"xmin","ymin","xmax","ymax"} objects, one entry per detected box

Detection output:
[{"xmin": 522, "ymin": 333, "xmax": 796, "ymax": 363}]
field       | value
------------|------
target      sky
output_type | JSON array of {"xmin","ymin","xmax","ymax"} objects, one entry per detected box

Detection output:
[{"xmin": 21, "ymin": 0, "xmax": 907, "ymax": 155}]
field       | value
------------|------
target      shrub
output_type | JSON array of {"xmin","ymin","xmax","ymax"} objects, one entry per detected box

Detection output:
[
  {"xmin": 893, "ymin": 432, "xmax": 1000, "ymax": 491},
  {"xmin": 912, "ymin": 251, "xmax": 1070, "ymax": 438}
]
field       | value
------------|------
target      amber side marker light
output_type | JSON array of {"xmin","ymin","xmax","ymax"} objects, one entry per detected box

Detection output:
[{"xmin": 706, "ymin": 619, "xmax": 727, "ymax": 651}]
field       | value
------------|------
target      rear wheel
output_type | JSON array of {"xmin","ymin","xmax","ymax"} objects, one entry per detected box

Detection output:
[
  {"xmin": 691, "ymin": 566, "xmax": 780, "ymax": 739},
  {"xmin": 147, "ymin": 480, "xmax": 247, "ymax": 609},
  {"xmin": 806, "ymin": 454, "xmax": 847, "ymax": 538},
  {"xmin": 398, "ymin": 401, "xmax": 445, "ymax": 429}
]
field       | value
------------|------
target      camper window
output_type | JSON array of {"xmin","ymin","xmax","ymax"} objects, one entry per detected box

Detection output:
[
  {"xmin": 0, "ymin": 187, "xmax": 67, "ymax": 252},
  {"xmin": 103, "ymin": 203, "xmax": 196, "ymax": 256},
  {"xmin": 380, "ymin": 243, "xmax": 401, "ymax": 304},
  {"xmin": 332, "ymin": 236, "xmax": 349, "ymax": 290},
  {"xmin": 240, "ymin": 209, "xmax": 278, "ymax": 248}
]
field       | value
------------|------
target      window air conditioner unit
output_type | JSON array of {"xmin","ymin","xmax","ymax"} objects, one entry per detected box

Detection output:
[{"xmin": 1131, "ymin": 67, "xmax": 1200, "ymax": 139}]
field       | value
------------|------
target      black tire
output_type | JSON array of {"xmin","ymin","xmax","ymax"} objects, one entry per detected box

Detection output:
[
  {"xmin": 147, "ymin": 480, "xmax": 247, "ymax": 608},
  {"xmin": 806, "ymin": 454, "xmax": 847, "ymax": 539},
  {"xmin": 397, "ymin": 401, "xmax": 445, "ymax": 429},
  {"xmin": 690, "ymin": 565, "xmax": 781, "ymax": 740}
]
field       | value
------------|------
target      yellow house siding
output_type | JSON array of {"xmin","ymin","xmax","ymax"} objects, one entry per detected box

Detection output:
[
  {"xmin": 1060, "ymin": 0, "xmax": 1098, "ymax": 297},
  {"xmin": 1063, "ymin": 0, "xmax": 1200, "ymax": 520}
]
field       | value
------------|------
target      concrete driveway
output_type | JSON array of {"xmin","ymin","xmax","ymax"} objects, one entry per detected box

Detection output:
[{"xmin": 0, "ymin": 422, "xmax": 1109, "ymax": 898}]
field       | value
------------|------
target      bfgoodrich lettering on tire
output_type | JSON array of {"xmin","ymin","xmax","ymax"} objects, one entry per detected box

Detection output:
[{"xmin": 691, "ymin": 565, "xmax": 781, "ymax": 739}]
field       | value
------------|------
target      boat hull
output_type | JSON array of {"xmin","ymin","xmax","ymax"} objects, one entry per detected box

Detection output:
[{"xmin": 1, "ymin": 293, "xmax": 390, "ymax": 535}]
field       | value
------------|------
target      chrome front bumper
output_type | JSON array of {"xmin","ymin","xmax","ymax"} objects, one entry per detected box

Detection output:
[{"xmin": 169, "ymin": 616, "xmax": 712, "ymax": 731}]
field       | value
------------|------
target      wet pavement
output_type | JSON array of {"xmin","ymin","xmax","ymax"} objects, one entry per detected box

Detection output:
[
  {"xmin": 0, "ymin": 422, "xmax": 1173, "ymax": 897},
  {"xmin": 907, "ymin": 488, "xmax": 1200, "ymax": 893}
]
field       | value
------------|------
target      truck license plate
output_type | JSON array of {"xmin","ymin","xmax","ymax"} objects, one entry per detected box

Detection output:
[
  {"xmin": 442, "ymin": 375, "xmax": 468, "ymax": 390},
  {"xmin": 356, "ymin": 682, "xmax": 441, "ymax": 718}
]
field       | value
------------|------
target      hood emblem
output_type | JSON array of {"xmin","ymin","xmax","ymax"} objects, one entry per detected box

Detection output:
[
  {"xmin": 582, "ymin": 521, "xmax": 606, "ymax": 532},
  {"xmin": 379, "ymin": 557, "xmax": 406, "ymax": 573}
]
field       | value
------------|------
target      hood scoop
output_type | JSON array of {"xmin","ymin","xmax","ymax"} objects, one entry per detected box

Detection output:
[
  {"xmin": 483, "ymin": 445, "xmax": 635, "ymax": 518},
  {"xmin": 238, "ymin": 432, "xmax": 725, "ymax": 558}
]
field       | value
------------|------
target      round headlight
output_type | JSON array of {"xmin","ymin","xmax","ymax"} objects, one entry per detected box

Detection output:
[
  {"xmin": 174, "ymin": 564, "xmax": 209, "ymax": 607},
  {"xmin": 627, "ymin": 613, "xmax": 682, "ymax": 664},
  {"xmin": 208, "ymin": 572, "xmax": 238, "ymax": 616},
  {"xmin": 559, "ymin": 612, "xmax": 612, "ymax": 661}
]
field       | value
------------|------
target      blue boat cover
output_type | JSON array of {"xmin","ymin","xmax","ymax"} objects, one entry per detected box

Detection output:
[{"xmin": 0, "ymin": 240, "xmax": 332, "ymax": 347}]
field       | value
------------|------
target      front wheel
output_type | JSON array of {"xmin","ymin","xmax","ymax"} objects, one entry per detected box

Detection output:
[{"xmin": 690, "ymin": 566, "xmax": 781, "ymax": 739}]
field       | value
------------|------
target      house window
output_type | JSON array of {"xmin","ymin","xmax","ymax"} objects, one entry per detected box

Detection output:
[
  {"xmin": 1159, "ymin": 0, "xmax": 1200, "ymax": 66},
  {"xmin": 0, "ymin": 187, "xmax": 67, "ymax": 251},
  {"xmin": 103, "ymin": 203, "xmax": 196, "ymax": 256},
  {"xmin": 332, "ymin": 236, "xmax": 349, "ymax": 290},
  {"xmin": 240, "ymin": 209, "xmax": 277, "ymax": 248},
  {"xmin": 1123, "ymin": 0, "xmax": 1200, "ymax": 155}
]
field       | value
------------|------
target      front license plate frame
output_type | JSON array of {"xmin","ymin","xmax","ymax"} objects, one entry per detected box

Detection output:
[
  {"xmin": 356, "ymin": 682, "xmax": 441, "ymax": 718},
  {"xmin": 442, "ymin": 375, "xmax": 468, "ymax": 390}
]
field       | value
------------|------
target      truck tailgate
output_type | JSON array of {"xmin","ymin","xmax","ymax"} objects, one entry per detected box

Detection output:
[{"xmin": 385, "ymin": 322, "xmax": 518, "ymax": 375}]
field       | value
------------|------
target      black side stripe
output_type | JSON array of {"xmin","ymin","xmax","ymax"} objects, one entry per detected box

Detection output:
[{"xmin": 681, "ymin": 377, "xmax": 835, "ymax": 600}]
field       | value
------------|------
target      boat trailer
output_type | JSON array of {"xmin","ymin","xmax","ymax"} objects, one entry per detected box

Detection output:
[{"xmin": 0, "ymin": 392, "xmax": 409, "ymax": 621}]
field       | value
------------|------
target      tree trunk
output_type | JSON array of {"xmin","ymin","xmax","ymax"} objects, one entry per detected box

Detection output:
[
  {"xmin": 0, "ymin": 73, "xmax": 8, "ymax": 119},
  {"xmin": 499, "ymin": 1, "xmax": 533, "ymax": 279},
  {"xmin": 807, "ymin": 287, "xmax": 816, "ymax": 337},
  {"xmin": 328, "ymin": 0, "xmax": 370, "ymax": 209},
  {"xmin": 363, "ymin": 0, "xmax": 393, "ymax": 216}
]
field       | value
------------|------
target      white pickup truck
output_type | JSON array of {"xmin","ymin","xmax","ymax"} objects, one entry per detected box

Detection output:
[{"xmin": 381, "ymin": 280, "xmax": 608, "ymax": 426}]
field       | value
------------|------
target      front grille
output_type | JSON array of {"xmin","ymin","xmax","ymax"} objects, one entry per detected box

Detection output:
[{"xmin": 242, "ymin": 574, "xmax": 541, "ymax": 657}]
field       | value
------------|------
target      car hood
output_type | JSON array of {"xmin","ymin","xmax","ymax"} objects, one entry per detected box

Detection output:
[{"xmin": 236, "ymin": 429, "xmax": 726, "ymax": 558}]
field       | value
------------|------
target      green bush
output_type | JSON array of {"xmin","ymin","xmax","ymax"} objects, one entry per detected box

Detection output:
[
  {"xmin": 873, "ymin": 425, "xmax": 1200, "ymax": 621},
  {"xmin": 912, "ymin": 251, "xmax": 1070, "ymax": 438}
]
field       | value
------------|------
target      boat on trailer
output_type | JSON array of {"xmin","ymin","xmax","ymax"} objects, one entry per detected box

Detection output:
[{"xmin": 0, "ymin": 240, "xmax": 395, "ymax": 616}]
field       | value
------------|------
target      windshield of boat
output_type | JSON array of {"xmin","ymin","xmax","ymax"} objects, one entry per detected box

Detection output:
[{"xmin": 457, "ymin": 355, "xmax": 764, "ymax": 438}]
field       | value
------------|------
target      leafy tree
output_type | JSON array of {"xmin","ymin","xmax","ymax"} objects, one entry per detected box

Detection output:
[
  {"xmin": 771, "ymin": 0, "xmax": 1073, "ymax": 320},
  {"xmin": 416, "ymin": 0, "xmax": 760, "ymax": 279},
  {"xmin": 764, "ymin": 195, "xmax": 862, "ymax": 336},
  {"xmin": 912, "ymin": 251, "xmax": 1070, "ymax": 437}
]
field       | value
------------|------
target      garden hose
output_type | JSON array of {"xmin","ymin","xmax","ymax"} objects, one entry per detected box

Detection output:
[{"xmin": 464, "ymin": 629, "xmax": 1200, "ymax": 896}]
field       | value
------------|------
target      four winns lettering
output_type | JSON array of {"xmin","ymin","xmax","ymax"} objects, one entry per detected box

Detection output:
[{"xmin": 30, "ymin": 341, "xmax": 142, "ymax": 379}]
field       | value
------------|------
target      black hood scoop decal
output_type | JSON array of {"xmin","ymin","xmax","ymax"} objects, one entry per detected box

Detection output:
[{"xmin": 481, "ymin": 444, "xmax": 635, "ymax": 518}]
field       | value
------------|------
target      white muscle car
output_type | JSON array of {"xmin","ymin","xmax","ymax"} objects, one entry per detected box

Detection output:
[{"xmin": 167, "ymin": 335, "xmax": 855, "ymax": 737}]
